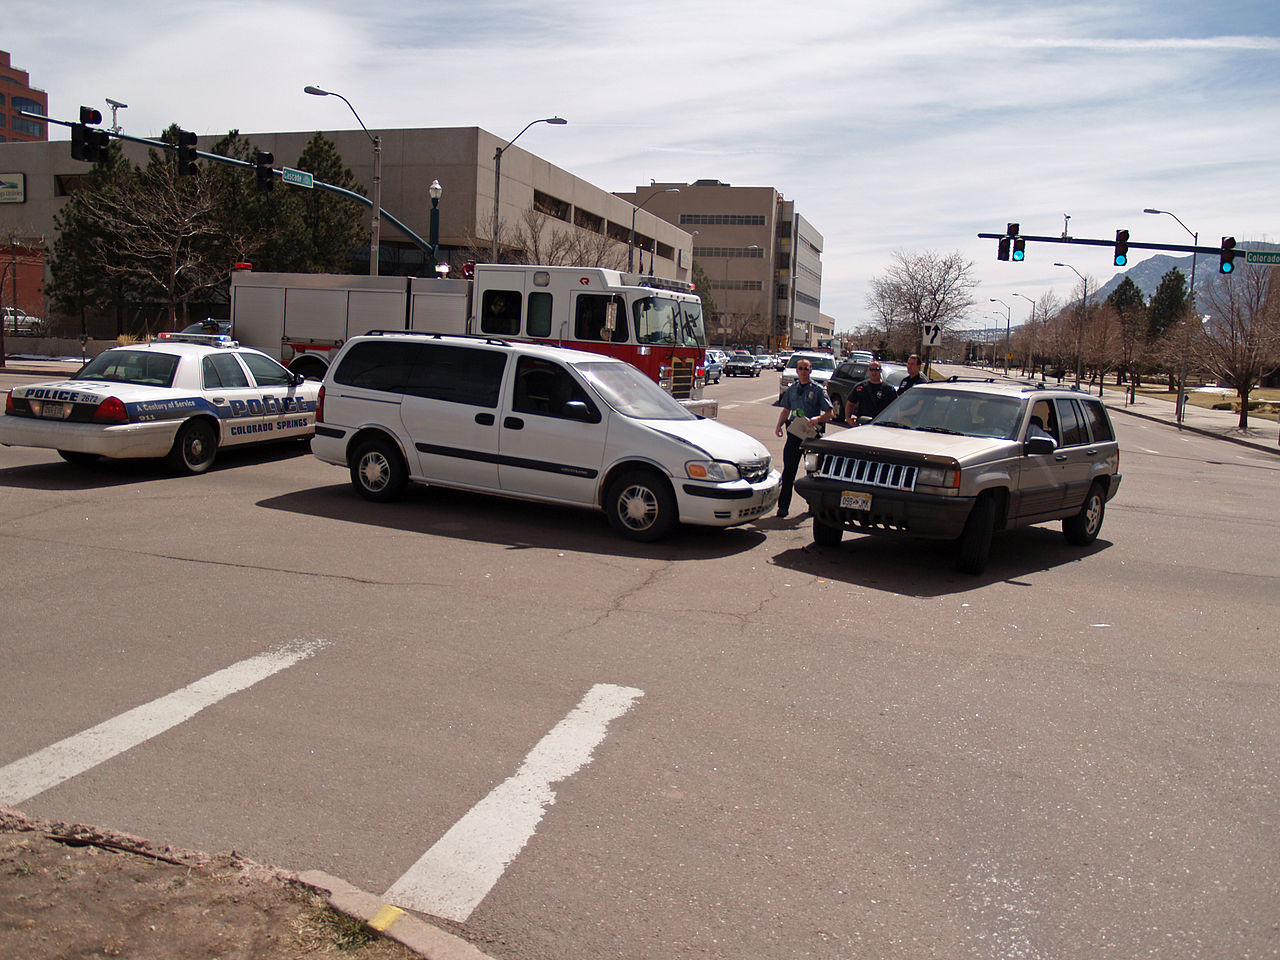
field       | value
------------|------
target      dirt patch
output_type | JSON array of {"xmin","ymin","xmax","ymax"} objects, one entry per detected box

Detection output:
[{"xmin": 0, "ymin": 808, "xmax": 420, "ymax": 959}]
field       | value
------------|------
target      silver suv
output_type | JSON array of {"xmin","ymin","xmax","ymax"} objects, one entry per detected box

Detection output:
[{"xmin": 794, "ymin": 379, "xmax": 1122, "ymax": 574}]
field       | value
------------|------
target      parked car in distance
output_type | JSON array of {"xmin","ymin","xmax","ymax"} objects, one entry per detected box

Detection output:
[
  {"xmin": 777, "ymin": 351, "xmax": 837, "ymax": 396},
  {"xmin": 181, "ymin": 318, "xmax": 232, "ymax": 337},
  {"xmin": 703, "ymin": 354, "xmax": 723, "ymax": 384},
  {"xmin": 2, "ymin": 307, "xmax": 42, "ymax": 335},
  {"xmin": 724, "ymin": 352, "xmax": 761, "ymax": 377},
  {"xmin": 313, "ymin": 333, "xmax": 781, "ymax": 541},
  {"xmin": 0, "ymin": 333, "xmax": 319, "ymax": 474},
  {"xmin": 794, "ymin": 379, "xmax": 1122, "ymax": 574}
]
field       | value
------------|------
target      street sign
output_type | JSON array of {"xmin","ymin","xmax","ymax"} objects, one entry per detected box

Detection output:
[
  {"xmin": 281, "ymin": 167, "xmax": 313, "ymax": 189},
  {"xmin": 1246, "ymin": 250, "xmax": 1280, "ymax": 265},
  {"xmin": 922, "ymin": 323, "xmax": 941, "ymax": 347}
]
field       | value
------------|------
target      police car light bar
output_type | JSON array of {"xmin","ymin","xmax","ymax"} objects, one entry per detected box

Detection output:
[{"xmin": 157, "ymin": 332, "xmax": 239, "ymax": 347}]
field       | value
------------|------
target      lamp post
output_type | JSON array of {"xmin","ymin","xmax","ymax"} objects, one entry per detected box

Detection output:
[
  {"xmin": 491, "ymin": 117, "xmax": 567, "ymax": 263},
  {"xmin": 1013, "ymin": 292, "xmax": 1036, "ymax": 375},
  {"xmin": 628, "ymin": 188, "xmax": 679, "ymax": 273},
  {"xmin": 305, "ymin": 85, "xmax": 382, "ymax": 276},
  {"xmin": 989, "ymin": 298, "xmax": 1011, "ymax": 375},
  {"xmin": 428, "ymin": 179, "xmax": 442, "ymax": 275},
  {"xmin": 1054, "ymin": 262, "xmax": 1087, "ymax": 388},
  {"xmin": 1144, "ymin": 208, "xmax": 1198, "ymax": 427}
]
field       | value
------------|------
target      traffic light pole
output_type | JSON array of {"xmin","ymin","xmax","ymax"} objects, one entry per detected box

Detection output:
[
  {"xmin": 22, "ymin": 111, "xmax": 436, "ymax": 258},
  {"xmin": 977, "ymin": 232, "xmax": 1224, "ymax": 258}
]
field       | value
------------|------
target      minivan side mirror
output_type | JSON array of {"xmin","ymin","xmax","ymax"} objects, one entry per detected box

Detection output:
[{"xmin": 561, "ymin": 400, "xmax": 600, "ymax": 423}]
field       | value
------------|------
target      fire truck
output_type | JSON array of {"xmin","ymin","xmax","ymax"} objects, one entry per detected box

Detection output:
[{"xmin": 228, "ymin": 265, "xmax": 716, "ymax": 417}]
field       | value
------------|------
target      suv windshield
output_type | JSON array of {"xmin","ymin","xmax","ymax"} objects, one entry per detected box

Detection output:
[
  {"xmin": 877, "ymin": 388, "xmax": 1023, "ymax": 439},
  {"xmin": 576, "ymin": 361, "xmax": 697, "ymax": 421},
  {"xmin": 633, "ymin": 296, "xmax": 705, "ymax": 348}
]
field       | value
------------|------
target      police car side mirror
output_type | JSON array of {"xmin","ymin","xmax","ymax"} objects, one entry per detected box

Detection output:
[{"xmin": 290, "ymin": 372, "xmax": 307, "ymax": 386}]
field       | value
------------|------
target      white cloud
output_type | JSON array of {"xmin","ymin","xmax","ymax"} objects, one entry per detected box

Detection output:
[{"xmin": 7, "ymin": 0, "xmax": 1279, "ymax": 328}]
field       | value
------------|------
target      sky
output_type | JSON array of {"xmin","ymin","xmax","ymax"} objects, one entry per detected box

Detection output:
[{"xmin": 10, "ymin": 0, "xmax": 1280, "ymax": 332}]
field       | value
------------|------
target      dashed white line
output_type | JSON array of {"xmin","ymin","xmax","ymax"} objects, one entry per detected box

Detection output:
[
  {"xmin": 384, "ymin": 682, "xmax": 644, "ymax": 922},
  {"xmin": 0, "ymin": 639, "xmax": 330, "ymax": 806}
]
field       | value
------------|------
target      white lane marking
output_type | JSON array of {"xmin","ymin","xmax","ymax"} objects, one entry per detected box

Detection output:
[
  {"xmin": 384, "ymin": 682, "xmax": 644, "ymax": 922},
  {"xmin": 0, "ymin": 639, "xmax": 329, "ymax": 806}
]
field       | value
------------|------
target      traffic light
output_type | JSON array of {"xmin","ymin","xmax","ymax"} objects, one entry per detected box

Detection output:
[
  {"xmin": 1012, "ymin": 237, "xmax": 1026, "ymax": 262},
  {"xmin": 255, "ymin": 150, "xmax": 274, "ymax": 192},
  {"xmin": 79, "ymin": 106, "xmax": 103, "ymax": 125},
  {"xmin": 1220, "ymin": 236, "xmax": 1237, "ymax": 274},
  {"xmin": 70, "ymin": 123, "xmax": 89, "ymax": 161},
  {"xmin": 1004, "ymin": 223, "xmax": 1025, "ymax": 262},
  {"xmin": 997, "ymin": 237, "xmax": 1011, "ymax": 261},
  {"xmin": 1114, "ymin": 229, "xmax": 1130, "ymax": 267},
  {"xmin": 176, "ymin": 129, "xmax": 198, "ymax": 176}
]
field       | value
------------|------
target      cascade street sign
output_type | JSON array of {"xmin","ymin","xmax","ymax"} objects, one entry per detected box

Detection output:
[
  {"xmin": 281, "ymin": 167, "xmax": 313, "ymax": 189},
  {"xmin": 1246, "ymin": 250, "xmax": 1280, "ymax": 265}
]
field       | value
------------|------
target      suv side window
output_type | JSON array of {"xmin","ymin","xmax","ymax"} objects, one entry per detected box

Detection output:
[
  {"xmin": 480, "ymin": 289, "xmax": 522, "ymax": 336},
  {"xmin": 333, "ymin": 341, "xmax": 415, "ymax": 393},
  {"xmin": 1054, "ymin": 398, "xmax": 1087, "ymax": 447},
  {"xmin": 404, "ymin": 343, "xmax": 506, "ymax": 408},
  {"xmin": 512, "ymin": 356, "xmax": 599, "ymax": 420},
  {"xmin": 1079, "ymin": 399, "xmax": 1114, "ymax": 442}
]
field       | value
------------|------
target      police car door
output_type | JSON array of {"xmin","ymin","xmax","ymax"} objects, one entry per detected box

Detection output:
[
  {"xmin": 238, "ymin": 351, "xmax": 313, "ymax": 440},
  {"xmin": 201, "ymin": 353, "xmax": 264, "ymax": 446},
  {"xmin": 498, "ymin": 356, "xmax": 608, "ymax": 505}
]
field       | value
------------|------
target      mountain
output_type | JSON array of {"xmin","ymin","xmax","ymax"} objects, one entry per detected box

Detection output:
[{"xmin": 1092, "ymin": 240, "xmax": 1280, "ymax": 304}]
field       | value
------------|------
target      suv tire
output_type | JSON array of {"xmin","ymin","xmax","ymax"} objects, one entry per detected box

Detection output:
[
  {"xmin": 351, "ymin": 437, "xmax": 408, "ymax": 502},
  {"xmin": 956, "ymin": 494, "xmax": 995, "ymax": 575},
  {"xmin": 812, "ymin": 517, "xmax": 843, "ymax": 547},
  {"xmin": 1063, "ymin": 482, "xmax": 1106, "ymax": 545}
]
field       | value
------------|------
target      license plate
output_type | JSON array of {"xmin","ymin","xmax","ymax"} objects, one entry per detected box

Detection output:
[
  {"xmin": 840, "ymin": 490, "xmax": 872, "ymax": 511},
  {"xmin": 37, "ymin": 401, "xmax": 68, "ymax": 420}
]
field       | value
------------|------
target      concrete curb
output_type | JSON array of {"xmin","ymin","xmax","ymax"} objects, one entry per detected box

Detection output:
[{"xmin": 297, "ymin": 871, "xmax": 496, "ymax": 960}]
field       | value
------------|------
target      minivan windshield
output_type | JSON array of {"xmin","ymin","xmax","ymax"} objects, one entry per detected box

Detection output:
[{"xmin": 576, "ymin": 361, "xmax": 697, "ymax": 421}]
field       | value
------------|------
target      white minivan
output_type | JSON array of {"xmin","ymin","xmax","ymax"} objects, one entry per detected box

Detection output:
[{"xmin": 312, "ymin": 333, "xmax": 781, "ymax": 540}]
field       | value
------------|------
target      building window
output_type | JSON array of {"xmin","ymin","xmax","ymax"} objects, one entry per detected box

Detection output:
[
  {"xmin": 11, "ymin": 117, "xmax": 43, "ymax": 137},
  {"xmin": 533, "ymin": 190, "xmax": 570, "ymax": 222},
  {"xmin": 12, "ymin": 97, "xmax": 42, "ymax": 113},
  {"xmin": 679, "ymin": 214, "xmax": 766, "ymax": 226},
  {"xmin": 573, "ymin": 208, "xmax": 603, "ymax": 234},
  {"xmin": 710, "ymin": 279, "xmax": 763, "ymax": 292},
  {"xmin": 796, "ymin": 290, "xmax": 821, "ymax": 309},
  {"xmin": 693, "ymin": 246, "xmax": 765, "ymax": 259}
]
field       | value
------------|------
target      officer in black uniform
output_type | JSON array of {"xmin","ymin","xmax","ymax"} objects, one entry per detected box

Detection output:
[
  {"xmin": 897, "ymin": 354, "xmax": 929, "ymax": 396},
  {"xmin": 845, "ymin": 362, "xmax": 897, "ymax": 425}
]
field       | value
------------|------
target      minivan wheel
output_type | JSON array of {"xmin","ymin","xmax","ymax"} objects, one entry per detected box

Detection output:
[
  {"xmin": 956, "ymin": 494, "xmax": 996, "ymax": 575},
  {"xmin": 350, "ymin": 437, "xmax": 407, "ymax": 502},
  {"xmin": 1063, "ymin": 482, "xmax": 1106, "ymax": 545},
  {"xmin": 606, "ymin": 470, "xmax": 676, "ymax": 541}
]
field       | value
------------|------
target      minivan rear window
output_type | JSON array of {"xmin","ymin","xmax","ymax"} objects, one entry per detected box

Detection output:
[{"xmin": 334, "ymin": 340, "xmax": 507, "ymax": 408}]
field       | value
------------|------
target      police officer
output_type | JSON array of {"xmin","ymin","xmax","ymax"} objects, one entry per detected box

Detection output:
[
  {"xmin": 845, "ymin": 361, "xmax": 897, "ymax": 425},
  {"xmin": 773, "ymin": 358, "xmax": 833, "ymax": 518},
  {"xmin": 897, "ymin": 354, "xmax": 928, "ymax": 396}
]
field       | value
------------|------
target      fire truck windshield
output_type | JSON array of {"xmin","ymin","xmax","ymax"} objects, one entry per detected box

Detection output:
[{"xmin": 633, "ymin": 296, "xmax": 706, "ymax": 349}]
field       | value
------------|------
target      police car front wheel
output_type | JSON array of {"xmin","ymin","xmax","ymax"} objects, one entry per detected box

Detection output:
[{"xmin": 167, "ymin": 419, "xmax": 218, "ymax": 475}]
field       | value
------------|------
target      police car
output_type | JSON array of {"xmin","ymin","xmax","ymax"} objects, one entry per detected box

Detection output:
[{"xmin": 0, "ymin": 333, "xmax": 320, "ymax": 474}]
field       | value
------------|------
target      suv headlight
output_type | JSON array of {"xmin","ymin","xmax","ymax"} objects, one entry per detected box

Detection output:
[
  {"xmin": 915, "ymin": 462, "xmax": 960, "ymax": 489},
  {"xmin": 686, "ymin": 460, "xmax": 740, "ymax": 482}
]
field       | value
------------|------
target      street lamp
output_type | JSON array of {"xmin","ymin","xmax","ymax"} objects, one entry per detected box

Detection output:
[
  {"xmin": 305, "ymin": 84, "xmax": 382, "ymax": 276},
  {"xmin": 989, "ymin": 298, "xmax": 1011, "ymax": 374},
  {"xmin": 629, "ymin": 188, "xmax": 679, "ymax": 273},
  {"xmin": 429, "ymin": 179, "xmax": 442, "ymax": 275},
  {"xmin": 491, "ymin": 117, "xmax": 567, "ymax": 263},
  {"xmin": 1144, "ymin": 207, "xmax": 1198, "ymax": 428},
  {"xmin": 1054, "ymin": 262, "xmax": 1087, "ymax": 388},
  {"xmin": 1013, "ymin": 292, "xmax": 1036, "ymax": 375}
]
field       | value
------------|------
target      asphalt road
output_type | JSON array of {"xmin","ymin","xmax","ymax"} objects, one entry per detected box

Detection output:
[{"xmin": 1, "ymin": 368, "xmax": 1277, "ymax": 960}]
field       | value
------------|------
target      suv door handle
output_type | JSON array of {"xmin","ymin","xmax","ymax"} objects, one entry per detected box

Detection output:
[
  {"xmin": 475, "ymin": 413, "xmax": 494, "ymax": 426},
  {"xmin": 1054, "ymin": 454, "xmax": 1068, "ymax": 462},
  {"xmin": 504, "ymin": 416, "xmax": 524, "ymax": 429}
]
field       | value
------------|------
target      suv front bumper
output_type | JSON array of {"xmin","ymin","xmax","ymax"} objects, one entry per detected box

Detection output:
[{"xmin": 794, "ymin": 476, "xmax": 975, "ymax": 539}]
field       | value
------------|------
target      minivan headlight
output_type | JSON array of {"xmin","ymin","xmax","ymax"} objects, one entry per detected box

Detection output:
[{"xmin": 686, "ymin": 460, "xmax": 740, "ymax": 482}]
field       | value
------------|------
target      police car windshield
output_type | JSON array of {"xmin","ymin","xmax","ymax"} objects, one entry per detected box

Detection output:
[
  {"xmin": 575, "ymin": 361, "xmax": 697, "ymax": 421},
  {"xmin": 74, "ymin": 351, "xmax": 180, "ymax": 388}
]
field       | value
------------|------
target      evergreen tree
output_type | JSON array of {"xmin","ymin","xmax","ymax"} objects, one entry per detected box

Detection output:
[
  {"xmin": 289, "ymin": 133, "xmax": 368, "ymax": 274},
  {"xmin": 1147, "ymin": 268, "xmax": 1188, "ymax": 341}
]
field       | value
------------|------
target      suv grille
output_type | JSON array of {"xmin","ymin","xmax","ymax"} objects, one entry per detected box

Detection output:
[
  {"xmin": 815, "ymin": 454, "xmax": 917, "ymax": 491},
  {"xmin": 739, "ymin": 457, "xmax": 771, "ymax": 483}
]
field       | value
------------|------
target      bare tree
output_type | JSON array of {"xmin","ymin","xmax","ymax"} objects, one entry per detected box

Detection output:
[
  {"xmin": 866, "ymin": 250, "xmax": 978, "ymax": 354},
  {"xmin": 1194, "ymin": 264, "xmax": 1280, "ymax": 429},
  {"xmin": 457, "ymin": 208, "xmax": 626, "ymax": 271}
]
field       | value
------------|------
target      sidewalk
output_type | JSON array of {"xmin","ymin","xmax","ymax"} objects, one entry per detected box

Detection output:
[{"xmin": 935, "ymin": 364, "xmax": 1280, "ymax": 457}]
